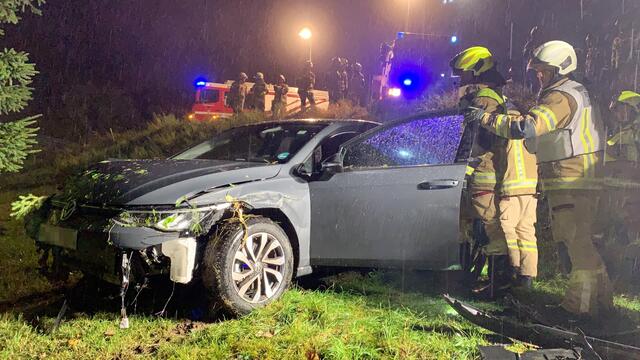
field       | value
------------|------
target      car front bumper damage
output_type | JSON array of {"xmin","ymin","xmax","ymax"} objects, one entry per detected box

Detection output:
[{"xmin": 37, "ymin": 222, "xmax": 199, "ymax": 284}]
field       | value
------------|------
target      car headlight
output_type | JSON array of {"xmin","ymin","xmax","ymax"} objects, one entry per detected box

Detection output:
[
  {"xmin": 153, "ymin": 212, "xmax": 194, "ymax": 231},
  {"xmin": 114, "ymin": 203, "xmax": 231, "ymax": 232}
]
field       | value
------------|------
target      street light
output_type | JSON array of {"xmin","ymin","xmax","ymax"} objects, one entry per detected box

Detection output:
[
  {"xmin": 298, "ymin": 27, "xmax": 312, "ymax": 40},
  {"xmin": 299, "ymin": 27, "xmax": 312, "ymax": 62}
]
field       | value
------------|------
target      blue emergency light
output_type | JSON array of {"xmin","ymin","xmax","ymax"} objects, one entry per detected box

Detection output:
[
  {"xmin": 403, "ymin": 78, "xmax": 413, "ymax": 86},
  {"xmin": 194, "ymin": 77, "xmax": 208, "ymax": 87},
  {"xmin": 450, "ymin": 35, "xmax": 458, "ymax": 44}
]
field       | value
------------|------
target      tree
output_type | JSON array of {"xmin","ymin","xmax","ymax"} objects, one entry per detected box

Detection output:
[{"xmin": 0, "ymin": 0, "xmax": 44, "ymax": 173}]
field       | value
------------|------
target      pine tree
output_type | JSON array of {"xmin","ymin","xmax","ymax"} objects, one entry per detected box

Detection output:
[{"xmin": 0, "ymin": 0, "xmax": 44, "ymax": 173}]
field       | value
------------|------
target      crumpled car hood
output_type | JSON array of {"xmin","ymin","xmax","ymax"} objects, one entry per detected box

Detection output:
[{"xmin": 57, "ymin": 159, "xmax": 281, "ymax": 206}]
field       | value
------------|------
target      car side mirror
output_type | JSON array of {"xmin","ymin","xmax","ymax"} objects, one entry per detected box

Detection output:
[{"xmin": 292, "ymin": 162, "xmax": 312, "ymax": 178}]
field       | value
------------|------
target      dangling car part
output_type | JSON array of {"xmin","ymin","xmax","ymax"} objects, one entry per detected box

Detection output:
[
  {"xmin": 443, "ymin": 294, "xmax": 640, "ymax": 360},
  {"xmin": 478, "ymin": 345, "xmax": 583, "ymax": 360}
]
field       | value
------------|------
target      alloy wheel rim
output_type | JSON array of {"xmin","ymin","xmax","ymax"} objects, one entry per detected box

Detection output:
[{"xmin": 232, "ymin": 232, "xmax": 286, "ymax": 303}]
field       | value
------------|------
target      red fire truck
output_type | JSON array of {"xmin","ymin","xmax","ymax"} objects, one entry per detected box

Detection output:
[{"xmin": 189, "ymin": 81, "xmax": 329, "ymax": 121}]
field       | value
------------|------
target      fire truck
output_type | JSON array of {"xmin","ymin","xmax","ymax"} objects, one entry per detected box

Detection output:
[{"xmin": 189, "ymin": 80, "xmax": 329, "ymax": 121}]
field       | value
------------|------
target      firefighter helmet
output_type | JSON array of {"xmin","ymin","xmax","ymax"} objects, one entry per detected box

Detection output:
[
  {"xmin": 239, "ymin": 72, "xmax": 248, "ymax": 81},
  {"xmin": 449, "ymin": 46, "xmax": 495, "ymax": 76},
  {"xmin": 278, "ymin": 74, "xmax": 286, "ymax": 83},
  {"xmin": 354, "ymin": 62, "xmax": 363, "ymax": 72},
  {"xmin": 529, "ymin": 40, "xmax": 577, "ymax": 75},
  {"xmin": 617, "ymin": 90, "xmax": 640, "ymax": 111},
  {"xmin": 255, "ymin": 72, "xmax": 264, "ymax": 80}
]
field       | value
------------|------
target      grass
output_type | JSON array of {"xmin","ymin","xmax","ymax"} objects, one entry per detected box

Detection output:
[
  {"xmin": 0, "ymin": 188, "xmax": 54, "ymax": 302},
  {"xmin": 1, "ymin": 112, "xmax": 640, "ymax": 359},
  {"xmin": 0, "ymin": 273, "xmax": 492, "ymax": 360}
]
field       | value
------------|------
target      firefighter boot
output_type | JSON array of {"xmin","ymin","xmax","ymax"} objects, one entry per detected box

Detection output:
[
  {"xmin": 492, "ymin": 255, "xmax": 514, "ymax": 294},
  {"xmin": 472, "ymin": 255, "xmax": 512, "ymax": 298},
  {"xmin": 515, "ymin": 275, "xmax": 534, "ymax": 289}
]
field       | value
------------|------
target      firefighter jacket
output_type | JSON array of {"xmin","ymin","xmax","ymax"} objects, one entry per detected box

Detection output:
[
  {"xmin": 230, "ymin": 81, "xmax": 248, "ymax": 103},
  {"xmin": 475, "ymin": 88, "xmax": 539, "ymax": 196},
  {"xmin": 274, "ymin": 83, "xmax": 289, "ymax": 103},
  {"xmin": 463, "ymin": 84, "xmax": 500, "ymax": 192},
  {"xmin": 251, "ymin": 80, "xmax": 268, "ymax": 98},
  {"xmin": 479, "ymin": 78, "xmax": 604, "ymax": 192},
  {"xmin": 298, "ymin": 71, "xmax": 315, "ymax": 93},
  {"xmin": 604, "ymin": 114, "xmax": 640, "ymax": 189}
]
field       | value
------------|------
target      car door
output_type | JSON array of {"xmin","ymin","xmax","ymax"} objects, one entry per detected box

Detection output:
[{"xmin": 308, "ymin": 110, "xmax": 475, "ymax": 270}]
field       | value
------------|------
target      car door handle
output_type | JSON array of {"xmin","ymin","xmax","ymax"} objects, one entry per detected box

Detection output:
[{"xmin": 417, "ymin": 179, "xmax": 459, "ymax": 190}]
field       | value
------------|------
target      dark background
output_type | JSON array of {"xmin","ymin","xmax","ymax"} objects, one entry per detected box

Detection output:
[{"xmin": 5, "ymin": 0, "xmax": 637, "ymax": 139}]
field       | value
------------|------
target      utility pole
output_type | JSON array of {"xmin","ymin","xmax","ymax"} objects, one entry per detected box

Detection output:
[
  {"xmin": 629, "ymin": 28, "xmax": 635, "ymax": 62},
  {"xmin": 509, "ymin": 22, "xmax": 514, "ymax": 61},
  {"xmin": 635, "ymin": 51, "xmax": 638, "ymax": 92}
]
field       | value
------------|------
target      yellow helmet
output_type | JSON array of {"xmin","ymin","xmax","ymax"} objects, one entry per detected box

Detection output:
[
  {"xmin": 449, "ymin": 46, "xmax": 495, "ymax": 76},
  {"xmin": 617, "ymin": 90, "xmax": 640, "ymax": 110}
]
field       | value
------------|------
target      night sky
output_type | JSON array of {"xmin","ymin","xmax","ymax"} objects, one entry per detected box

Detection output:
[{"xmin": 5, "ymin": 0, "xmax": 633, "ymax": 138}]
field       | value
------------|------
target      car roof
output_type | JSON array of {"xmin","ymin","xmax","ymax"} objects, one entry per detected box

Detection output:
[{"xmin": 229, "ymin": 118, "xmax": 381, "ymax": 129}]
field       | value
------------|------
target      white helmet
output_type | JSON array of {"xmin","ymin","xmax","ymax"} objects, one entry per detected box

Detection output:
[{"xmin": 530, "ymin": 40, "xmax": 577, "ymax": 75}]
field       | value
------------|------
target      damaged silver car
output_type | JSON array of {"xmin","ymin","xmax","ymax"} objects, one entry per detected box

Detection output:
[{"xmin": 27, "ymin": 111, "xmax": 474, "ymax": 315}]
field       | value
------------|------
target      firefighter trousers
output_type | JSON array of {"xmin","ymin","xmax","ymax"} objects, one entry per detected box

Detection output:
[
  {"xmin": 547, "ymin": 190, "xmax": 613, "ymax": 316},
  {"xmin": 470, "ymin": 191, "xmax": 507, "ymax": 256},
  {"xmin": 498, "ymin": 195, "xmax": 538, "ymax": 277}
]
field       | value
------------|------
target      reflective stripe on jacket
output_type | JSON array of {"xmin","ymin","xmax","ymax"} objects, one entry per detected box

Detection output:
[
  {"xmin": 525, "ymin": 79, "xmax": 604, "ymax": 162},
  {"xmin": 604, "ymin": 116, "xmax": 640, "ymax": 188},
  {"xmin": 476, "ymin": 88, "xmax": 538, "ymax": 196},
  {"xmin": 465, "ymin": 85, "xmax": 500, "ymax": 192},
  {"xmin": 480, "ymin": 78, "xmax": 603, "ymax": 191}
]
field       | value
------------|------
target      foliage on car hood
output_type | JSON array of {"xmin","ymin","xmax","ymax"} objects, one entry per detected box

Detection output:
[{"xmin": 56, "ymin": 159, "xmax": 280, "ymax": 206}]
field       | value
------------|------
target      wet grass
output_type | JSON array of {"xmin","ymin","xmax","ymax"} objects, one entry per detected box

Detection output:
[
  {"xmin": 0, "ymin": 273, "xmax": 492, "ymax": 360},
  {"xmin": 0, "ymin": 188, "xmax": 54, "ymax": 302}
]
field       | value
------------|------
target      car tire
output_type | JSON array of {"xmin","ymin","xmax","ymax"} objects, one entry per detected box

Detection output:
[{"xmin": 202, "ymin": 216, "xmax": 294, "ymax": 316}]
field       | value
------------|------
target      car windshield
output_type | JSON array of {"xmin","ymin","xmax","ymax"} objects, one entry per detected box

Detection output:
[{"xmin": 173, "ymin": 122, "xmax": 327, "ymax": 163}]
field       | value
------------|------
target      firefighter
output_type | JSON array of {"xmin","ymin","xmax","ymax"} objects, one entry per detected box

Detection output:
[
  {"xmin": 601, "ymin": 91, "xmax": 640, "ymax": 286},
  {"xmin": 229, "ymin": 72, "xmax": 248, "ymax": 114},
  {"xmin": 250, "ymin": 72, "xmax": 268, "ymax": 112},
  {"xmin": 272, "ymin": 74, "xmax": 289, "ymax": 120},
  {"xmin": 327, "ymin": 57, "xmax": 344, "ymax": 104},
  {"xmin": 341, "ymin": 58, "xmax": 350, "ymax": 98},
  {"xmin": 298, "ymin": 60, "xmax": 316, "ymax": 110},
  {"xmin": 449, "ymin": 46, "xmax": 510, "ymax": 296},
  {"xmin": 349, "ymin": 62, "xmax": 366, "ymax": 107},
  {"xmin": 467, "ymin": 40, "xmax": 613, "ymax": 317},
  {"xmin": 496, "ymin": 108, "xmax": 539, "ymax": 289}
]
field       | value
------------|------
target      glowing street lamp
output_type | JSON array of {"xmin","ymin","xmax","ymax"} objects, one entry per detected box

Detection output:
[
  {"xmin": 298, "ymin": 27, "xmax": 312, "ymax": 40},
  {"xmin": 299, "ymin": 27, "xmax": 312, "ymax": 62}
]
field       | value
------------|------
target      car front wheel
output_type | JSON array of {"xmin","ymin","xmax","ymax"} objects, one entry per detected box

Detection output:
[{"xmin": 202, "ymin": 216, "xmax": 294, "ymax": 316}]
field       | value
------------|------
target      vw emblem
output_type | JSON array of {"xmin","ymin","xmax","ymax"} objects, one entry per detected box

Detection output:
[{"xmin": 60, "ymin": 200, "xmax": 77, "ymax": 221}]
